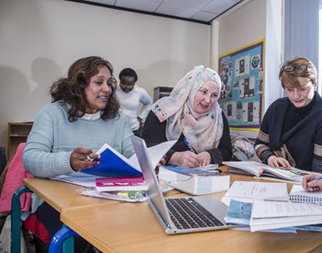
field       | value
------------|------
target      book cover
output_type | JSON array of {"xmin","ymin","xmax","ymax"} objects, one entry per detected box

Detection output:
[
  {"xmin": 82, "ymin": 143, "xmax": 142, "ymax": 178},
  {"xmin": 95, "ymin": 176, "xmax": 147, "ymax": 192}
]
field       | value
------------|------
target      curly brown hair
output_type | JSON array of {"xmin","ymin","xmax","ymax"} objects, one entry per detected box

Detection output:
[{"xmin": 50, "ymin": 56, "xmax": 119, "ymax": 122}]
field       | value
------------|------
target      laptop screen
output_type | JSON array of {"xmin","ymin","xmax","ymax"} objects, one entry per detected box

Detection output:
[{"xmin": 131, "ymin": 136, "xmax": 172, "ymax": 227}]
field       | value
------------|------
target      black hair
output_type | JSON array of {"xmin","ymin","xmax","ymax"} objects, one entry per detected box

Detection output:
[{"xmin": 119, "ymin": 68, "xmax": 138, "ymax": 82}]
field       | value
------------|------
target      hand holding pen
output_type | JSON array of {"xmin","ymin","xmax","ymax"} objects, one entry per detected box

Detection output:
[
  {"xmin": 183, "ymin": 137, "xmax": 212, "ymax": 167},
  {"xmin": 302, "ymin": 173, "xmax": 322, "ymax": 192},
  {"xmin": 70, "ymin": 148, "xmax": 101, "ymax": 171}
]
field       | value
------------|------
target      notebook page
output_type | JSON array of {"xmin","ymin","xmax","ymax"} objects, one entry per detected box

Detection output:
[{"xmin": 289, "ymin": 185, "xmax": 322, "ymax": 204}]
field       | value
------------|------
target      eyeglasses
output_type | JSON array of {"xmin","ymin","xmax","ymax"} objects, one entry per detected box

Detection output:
[{"xmin": 282, "ymin": 65, "xmax": 313, "ymax": 73}]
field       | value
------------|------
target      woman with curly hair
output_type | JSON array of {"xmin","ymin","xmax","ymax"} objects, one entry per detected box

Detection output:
[
  {"xmin": 22, "ymin": 56, "xmax": 134, "ymax": 246},
  {"xmin": 23, "ymin": 56, "xmax": 134, "ymax": 177}
]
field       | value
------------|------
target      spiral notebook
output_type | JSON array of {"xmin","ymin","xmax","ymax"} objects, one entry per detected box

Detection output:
[{"xmin": 289, "ymin": 185, "xmax": 322, "ymax": 205}]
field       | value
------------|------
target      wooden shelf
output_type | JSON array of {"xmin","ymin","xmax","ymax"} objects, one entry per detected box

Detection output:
[{"xmin": 7, "ymin": 122, "xmax": 33, "ymax": 159}]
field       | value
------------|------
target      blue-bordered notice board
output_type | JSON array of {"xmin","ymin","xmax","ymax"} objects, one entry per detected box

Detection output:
[{"xmin": 218, "ymin": 40, "xmax": 264, "ymax": 130}]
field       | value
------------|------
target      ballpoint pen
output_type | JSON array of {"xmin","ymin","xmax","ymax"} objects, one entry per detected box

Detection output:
[
  {"xmin": 183, "ymin": 137, "xmax": 196, "ymax": 153},
  {"xmin": 312, "ymin": 175, "xmax": 322, "ymax": 182}
]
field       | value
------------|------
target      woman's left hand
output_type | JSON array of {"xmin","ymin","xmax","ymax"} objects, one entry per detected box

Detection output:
[
  {"xmin": 155, "ymin": 158, "xmax": 166, "ymax": 175},
  {"xmin": 196, "ymin": 152, "xmax": 211, "ymax": 167}
]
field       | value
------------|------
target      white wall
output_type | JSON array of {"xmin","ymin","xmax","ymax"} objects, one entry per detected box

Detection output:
[
  {"xmin": 211, "ymin": 0, "xmax": 283, "ymax": 138},
  {"xmin": 217, "ymin": 0, "xmax": 266, "ymax": 57},
  {"xmin": 0, "ymin": 0, "xmax": 211, "ymax": 148}
]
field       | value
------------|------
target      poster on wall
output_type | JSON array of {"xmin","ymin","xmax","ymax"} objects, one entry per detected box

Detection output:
[{"xmin": 218, "ymin": 40, "xmax": 264, "ymax": 130}]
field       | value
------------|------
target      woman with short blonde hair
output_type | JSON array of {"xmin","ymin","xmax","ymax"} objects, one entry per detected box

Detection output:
[{"xmin": 255, "ymin": 56, "xmax": 322, "ymax": 172}]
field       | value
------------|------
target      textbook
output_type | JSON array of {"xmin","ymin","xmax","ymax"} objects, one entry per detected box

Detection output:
[
  {"xmin": 160, "ymin": 165, "xmax": 229, "ymax": 195},
  {"xmin": 289, "ymin": 185, "xmax": 322, "ymax": 205},
  {"xmin": 163, "ymin": 164, "xmax": 220, "ymax": 177},
  {"xmin": 82, "ymin": 140, "xmax": 176, "ymax": 178},
  {"xmin": 223, "ymin": 161, "xmax": 310, "ymax": 183},
  {"xmin": 95, "ymin": 176, "xmax": 147, "ymax": 192}
]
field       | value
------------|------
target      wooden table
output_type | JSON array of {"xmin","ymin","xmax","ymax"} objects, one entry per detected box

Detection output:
[
  {"xmin": 58, "ymin": 172, "xmax": 322, "ymax": 253},
  {"xmin": 23, "ymin": 177, "xmax": 182, "ymax": 212},
  {"xmin": 23, "ymin": 178, "xmax": 117, "ymax": 213}
]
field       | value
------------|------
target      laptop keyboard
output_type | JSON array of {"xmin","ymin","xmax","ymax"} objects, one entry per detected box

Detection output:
[{"xmin": 166, "ymin": 198, "xmax": 224, "ymax": 229}]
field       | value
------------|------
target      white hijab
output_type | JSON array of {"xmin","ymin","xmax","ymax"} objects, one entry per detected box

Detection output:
[{"xmin": 151, "ymin": 65, "xmax": 224, "ymax": 153}]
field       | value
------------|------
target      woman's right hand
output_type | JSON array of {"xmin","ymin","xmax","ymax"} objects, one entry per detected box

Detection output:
[
  {"xmin": 302, "ymin": 173, "xmax": 322, "ymax": 192},
  {"xmin": 267, "ymin": 156, "xmax": 291, "ymax": 169},
  {"xmin": 168, "ymin": 151, "xmax": 199, "ymax": 168},
  {"xmin": 70, "ymin": 148, "xmax": 100, "ymax": 171}
]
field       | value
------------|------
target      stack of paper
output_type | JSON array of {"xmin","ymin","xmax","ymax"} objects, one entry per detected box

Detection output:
[
  {"xmin": 221, "ymin": 181, "xmax": 289, "ymax": 206},
  {"xmin": 250, "ymin": 201, "xmax": 322, "ymax": 232},
  {"xmin": 225, "ymin": 200, "xmax": 297, "ymax": 233}
]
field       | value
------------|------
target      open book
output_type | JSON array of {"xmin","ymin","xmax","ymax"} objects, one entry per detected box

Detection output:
[
  {"xmin": 223, "ymin": 161, "xmax": 310, "ymax": 183},
  {"xmin": 81, "ymin": 140, "xmax": 176, "ymax": 178}
]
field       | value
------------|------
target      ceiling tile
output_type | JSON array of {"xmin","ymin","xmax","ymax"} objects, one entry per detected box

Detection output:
[
  {"xmin": 158, "ymin": 0, "xmax": 212, "ymax": 9},
  {"xmin": 86, "ymin": 0, "xmax": 116, "ymax": 5},
  {"xmin": 115, "ymin": 0, "xmax": 162, "ymax": 12},
  {"xmin": 191, "ymin": 10, "xmax": 218, "ymax": 22},
  {"xmin": 155, "ymin": 0, "xmax": 211, "ymax": 18},
  {"xmin": 202, "ymin": 0, "xmax": 238, "ymax": 14},
  {"xmin": 77, "ymin": 0, "xmax": 243, "ymax": 23}
]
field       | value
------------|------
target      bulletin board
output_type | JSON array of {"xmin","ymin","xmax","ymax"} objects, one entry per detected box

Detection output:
[{"xmin": 218, "ymin": 40, "xmax": 264, "ymax": 130}]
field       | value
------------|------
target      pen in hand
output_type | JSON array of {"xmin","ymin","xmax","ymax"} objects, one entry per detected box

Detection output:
[
  {"xmin": 312, "ymin": 175, "xmax": 322, "ymax": 182},
  {"xmin": 305, "ymin": 174, "xmax": 322, "ymax": 192},
  {"xmin": 183, "ymin": 137, "xmax": 196, "ymax": 153}
]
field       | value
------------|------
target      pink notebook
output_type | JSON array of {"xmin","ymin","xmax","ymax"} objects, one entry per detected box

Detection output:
[{"xmin": 96, "ymin": 176, "xmax": 147, "ymax": 192}]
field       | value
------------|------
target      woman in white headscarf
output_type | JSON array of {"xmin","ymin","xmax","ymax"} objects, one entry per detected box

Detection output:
[{"xmin": 142, "ymin": 65, "xmax": 232, "ymax": 168}]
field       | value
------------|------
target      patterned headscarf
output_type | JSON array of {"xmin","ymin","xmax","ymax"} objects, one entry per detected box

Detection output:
[{"xmin": 151, "ymin": 65, "xmax": 224, "ymax": 153}]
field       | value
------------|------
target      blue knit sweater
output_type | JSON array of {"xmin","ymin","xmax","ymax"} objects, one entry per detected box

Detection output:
[{"xmin": 22, "ymin": 101, "xmax": 134, "ymax": 178}]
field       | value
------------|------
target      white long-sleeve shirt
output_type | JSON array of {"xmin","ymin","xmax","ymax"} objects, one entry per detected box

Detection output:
[{"xmin": 116, "ymin": 85, "xmax": 152, "ymax": 130}]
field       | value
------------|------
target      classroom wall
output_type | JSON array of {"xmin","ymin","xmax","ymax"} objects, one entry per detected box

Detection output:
[
  {"xmin": 217, "ymin": 0, "xmax": 266, "ymax": 58},
  {"xmin": 0, "ymin": 0, "xmax": 211, "ymax": 148},
  {"xmin": 211, "ymin": 0, "xmax": 283, "ymax": 138}
]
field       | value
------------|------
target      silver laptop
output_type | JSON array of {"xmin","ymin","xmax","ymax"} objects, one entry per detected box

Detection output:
[{"xmin": 131, "ymin": 136, "xmax": 235, "ymax": 234}]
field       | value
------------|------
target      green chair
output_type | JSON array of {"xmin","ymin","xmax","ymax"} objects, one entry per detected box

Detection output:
[{"xmin": 11, "ymin": 185, "xmax": 32, "ymax": 253}]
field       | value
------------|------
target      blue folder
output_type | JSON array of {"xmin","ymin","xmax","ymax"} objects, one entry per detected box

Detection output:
[{"xmin": 82, "ymin": 146, "xmax": 142, "ymax": 178}]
